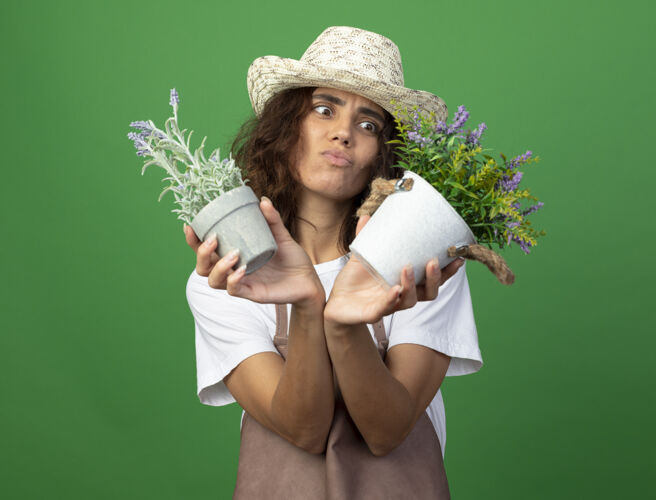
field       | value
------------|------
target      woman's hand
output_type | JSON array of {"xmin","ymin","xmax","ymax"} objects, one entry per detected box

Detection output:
[
  {"xmin": 184, "ymin": 197, "xmax": 325, "ymax": 308},
  {"xmin": 323, "ymin": 215, "xmax": 464, "ymax": 326}
]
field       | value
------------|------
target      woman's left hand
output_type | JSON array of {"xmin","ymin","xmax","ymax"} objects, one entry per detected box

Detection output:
[{"xmin": 324, "ymin": 215, "xmax": 464, "ymax": 325}]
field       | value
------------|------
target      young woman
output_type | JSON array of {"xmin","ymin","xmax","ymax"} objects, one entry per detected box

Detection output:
[{"xmin": 184, "ymin": 27, "xmax": 482, "ymax": 498}]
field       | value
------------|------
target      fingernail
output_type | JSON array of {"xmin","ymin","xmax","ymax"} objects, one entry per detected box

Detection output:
[
  {"xmin": 226, "ymin": 249, "xmax": 240, "ymax": 260},
  {"xmin": 405, "ymin": 266, "xmax": 414, "ymax": 280},
  {"xmin": 236, "ymin": 264, "xmax": 247, "ymax": 275},
  {"xmin": 261, "ymin": 196, "xmax": 271, "ymax": 204},
  {"xmin": 204, "ymin": 234, "xmax": 216, "ymax": 247}
]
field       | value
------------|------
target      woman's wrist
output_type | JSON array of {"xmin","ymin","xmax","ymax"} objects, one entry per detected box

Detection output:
[
  {"xmin": 292, "ymin": 273, "xmax": 327, "ymax": 313},
  {"xmin": 323, "ymin": 298, "xmax": 364, "ymax": 334},
  {"xmin": 294, "ymin": 293, "xmax": 326, "ymax": 316}
]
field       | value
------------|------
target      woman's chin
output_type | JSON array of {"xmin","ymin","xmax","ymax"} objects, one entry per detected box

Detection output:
[{"xmin": 300, "ymin": 183, "xmax": 365, "ymax": 204}]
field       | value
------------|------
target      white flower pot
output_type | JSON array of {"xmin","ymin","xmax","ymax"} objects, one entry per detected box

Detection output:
[
  {"xmin": 190, "ymin": 186, "xmax": 277, "ymax": 274},
  {"xmin": 350, "ymin": 170, "xmax": 476, "ymax": 287}
]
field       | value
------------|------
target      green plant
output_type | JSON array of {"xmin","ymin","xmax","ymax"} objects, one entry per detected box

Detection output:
[
  {"xmin": 391, "ymin": 104, "xmax": 545, "ymax": 253},
  {"xmin": 128, "ymin": 88, "xmax": 245, "ymax": 225}
]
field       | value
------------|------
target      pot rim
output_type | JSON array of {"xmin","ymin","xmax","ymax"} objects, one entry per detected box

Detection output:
[{"xmin": 190, "ymin": 185, "xmax": 257, "ymax": 240}]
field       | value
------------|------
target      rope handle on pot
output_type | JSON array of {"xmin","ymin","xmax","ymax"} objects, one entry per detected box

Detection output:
[
  {"xmin": 448, "ymin": 245, "xmax": 515, "ymax": 285},
  {"xmin": 356, "ymin": 178, "xmax": 411, "ymax": 217},
  {"xmin": 357, "ymin": 177, "xmax": 516, "ymax": 285}
]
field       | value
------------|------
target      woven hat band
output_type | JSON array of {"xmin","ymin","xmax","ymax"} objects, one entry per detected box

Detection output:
[{"xmin": 300, "ymin": 26, "xmax": 405, "ymax": 87}]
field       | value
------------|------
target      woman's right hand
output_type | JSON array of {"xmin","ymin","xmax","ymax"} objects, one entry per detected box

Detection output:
[{"xmin": 184, "ymin": 197, "xmax": 325, "ymax": 308}]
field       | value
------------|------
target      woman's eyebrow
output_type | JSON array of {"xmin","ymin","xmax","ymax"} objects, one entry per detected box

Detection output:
[
  {"xmin": 313, "ymin": 93, "xmax": 345, "ymax": 106},
  {"xmin": 313, "ymin": 93, "xmax": 384, "ymax": 124}
]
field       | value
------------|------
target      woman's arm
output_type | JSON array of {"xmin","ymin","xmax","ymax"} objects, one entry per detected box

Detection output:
[
  {"xmin": 187, "ymin": 198, "xmax": 334, "ymax": 453},
  {"xmin": 322, "ymin": 221, "xmax": 463, "ymax": 455},
  {"xmin": 323, "ymin": 320, "xmax": 450, "ymax": 456},
  {"xmin": 224, "ymin": 297, "xmax": 334, "ymax": 454}
]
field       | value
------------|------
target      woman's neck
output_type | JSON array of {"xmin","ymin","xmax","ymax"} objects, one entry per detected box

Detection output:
[{"xmin": 295, "ymin": 190, "xmax": 352, "ymax": 265}]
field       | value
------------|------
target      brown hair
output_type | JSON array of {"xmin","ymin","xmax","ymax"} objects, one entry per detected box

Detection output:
[{"xmin": 231, "ymin": 87, "xmax": 402, "ymax": 253}]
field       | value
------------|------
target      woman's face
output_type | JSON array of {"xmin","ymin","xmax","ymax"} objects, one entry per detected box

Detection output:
[{"xmin": 292, "ymin": 87, "xmax": 385, "ymax": 203}]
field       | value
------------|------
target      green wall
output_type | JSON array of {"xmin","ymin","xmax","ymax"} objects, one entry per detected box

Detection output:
[{"xmin": 2, "ymin": 0, "xmax": 653, "ymax": 498}]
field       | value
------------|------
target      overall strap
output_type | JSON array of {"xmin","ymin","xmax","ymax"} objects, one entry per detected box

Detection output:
[
  {"xmin": 274, "ymin": 304, "xmax": 288, "ymax": 340},
  {"xmin": 372, "ymin": 318, "xmax": 388, "ymax": 352}
]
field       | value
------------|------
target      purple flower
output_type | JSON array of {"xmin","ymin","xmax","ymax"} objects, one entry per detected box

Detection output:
[
  {"xmin": 407, "ymin": 130, "xmax": 431, "ymax": 147},
  {"xmin": 127, "ymin": 131, "xmax": 146, "ymax": 146},
  {"xmin": 447, "ymin": 105, "xmax": 470, "ymax": 135},
  {"xmin": 522, "ymin": 201, "xmax": 544, "ymax": 216},
  {"xmin": 127, "ymin": 131, "xmax": 152, "ymax": 157},
  {"xmin": 129, "ymin": 120, "xmax": 165, "ymax": 139},
  {"xmin": 513, "ymin": 234, "xmax": 534, "ymax": 254},
  {"xmin": 466, "ymin": 122, "xmax": 487, "ymax": 146},
  {"xmin": 508, "ymin": 150, "xmax": 532, "ymax": 169},
  {"xmin": 406, "ymin": 110, "xmax": 432, "ymax": 147},
  {"xmin": 130, "ymin": 120, "xmax": 152, "ymax": 131},
  {"xmin": 497, "ymin": 171, "xmax": 524, "ymax": 192},
  {"xmin": 506, "ymin": 231, "xmax": 534, "ymax": 254},
  {"xmin": 170, "ymin": 88, "xmax": 179, "ymax": 107}
]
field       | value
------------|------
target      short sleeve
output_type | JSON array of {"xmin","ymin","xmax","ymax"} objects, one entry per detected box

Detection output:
[
  {"xmin": 186, "ymin": 269, "xmax": 278, "ymax": 406},
  {"xmin": 387, "ymin": 263, "xmax": 482, "ymax": 376}
]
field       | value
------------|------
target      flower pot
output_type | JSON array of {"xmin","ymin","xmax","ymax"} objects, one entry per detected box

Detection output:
[
  {"xmin": 190, "ymin": 186, "xmax": 277, "ymax": 275},
  {"xmin": 350, "ymin": 170, "xmax": 476, "ymax": 287}
]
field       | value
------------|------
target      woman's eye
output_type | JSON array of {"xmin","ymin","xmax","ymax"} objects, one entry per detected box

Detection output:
[
  {"xmin": 314, "ymin": 105, "xmax": 332, "ymax": 116},
  {"xmin": 359, "ymin": 121, "xmax": 378, "ymax": 133}
]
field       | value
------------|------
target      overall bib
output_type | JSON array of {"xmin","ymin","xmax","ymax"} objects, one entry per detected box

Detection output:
[{"xmin": 234, "ymin": 304, "xmax": 450, "ymax": 499}]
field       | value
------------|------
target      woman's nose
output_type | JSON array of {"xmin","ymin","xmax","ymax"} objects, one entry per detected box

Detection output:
[{"xmin": 330, "ymin": 116, "xmax": 352, "ymax": 146}]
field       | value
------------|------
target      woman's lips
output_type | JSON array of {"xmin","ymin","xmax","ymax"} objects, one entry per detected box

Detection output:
[{"xmin": 322, "ymin": 150, "xmax": 353, "ymax": 167}]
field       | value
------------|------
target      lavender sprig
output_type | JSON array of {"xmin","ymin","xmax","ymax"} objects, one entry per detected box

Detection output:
[
  {"xmin": 497, "ymin": 171, "xmax": 523, "ymax": 193},
  {"xmin": 169, "ymin": 88, "xmax": 179, "ymax": 122},
  {"xmin": 466, "ymin": 122, "xmax": 487, "ymax": 146},
  {"xmin": 127, "ymin": 88, "xmax": 246, "ymax": 225},
  {"xmin": 508, "ymin": 150, "xmax": 533, "ymax": 169},
  {"xmin": 446, "ymin": 105, "xmax": 470, "ymax": 135}
]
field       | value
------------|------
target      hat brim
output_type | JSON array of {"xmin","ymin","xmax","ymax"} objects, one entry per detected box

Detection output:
[{"xmin": 247, "ymin": 56, "xmax": 448, "ymax": 123}]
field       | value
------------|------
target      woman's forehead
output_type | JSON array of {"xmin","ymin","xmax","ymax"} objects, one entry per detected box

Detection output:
[{"xmin": 312, "ymin": 87, "xmax": 384, "ymax": 114}]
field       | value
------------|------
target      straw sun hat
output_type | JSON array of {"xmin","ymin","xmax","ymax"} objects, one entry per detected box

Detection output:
[{"xmin": 247, "ymin": 26, "xmax": 448, "ymax": 123}]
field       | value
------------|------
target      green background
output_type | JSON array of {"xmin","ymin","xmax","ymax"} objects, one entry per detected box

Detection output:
[{"xmin": 2, "ymin": 0, "xmax": 654, "ymax": 498}]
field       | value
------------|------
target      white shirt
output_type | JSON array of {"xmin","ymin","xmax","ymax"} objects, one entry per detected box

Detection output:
[{"xmin": 186, "ymin": 255, "xmax": 482, "ymax": 456}]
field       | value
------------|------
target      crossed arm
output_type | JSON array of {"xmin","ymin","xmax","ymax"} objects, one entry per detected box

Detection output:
[
  {"xmin": 324, "ymin": 323, "xmax": 451, "ymax": 456},
  {"xmin": 322, "ymin": 239, "xmax": 457, "ymax": 456},
  {"xmin": 186, "ymin": 201, "xmax": 461, "ymax": 455},
  {"xmin": 223, "ymin": 300, "xmax": 335, "ymax": 454}
]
